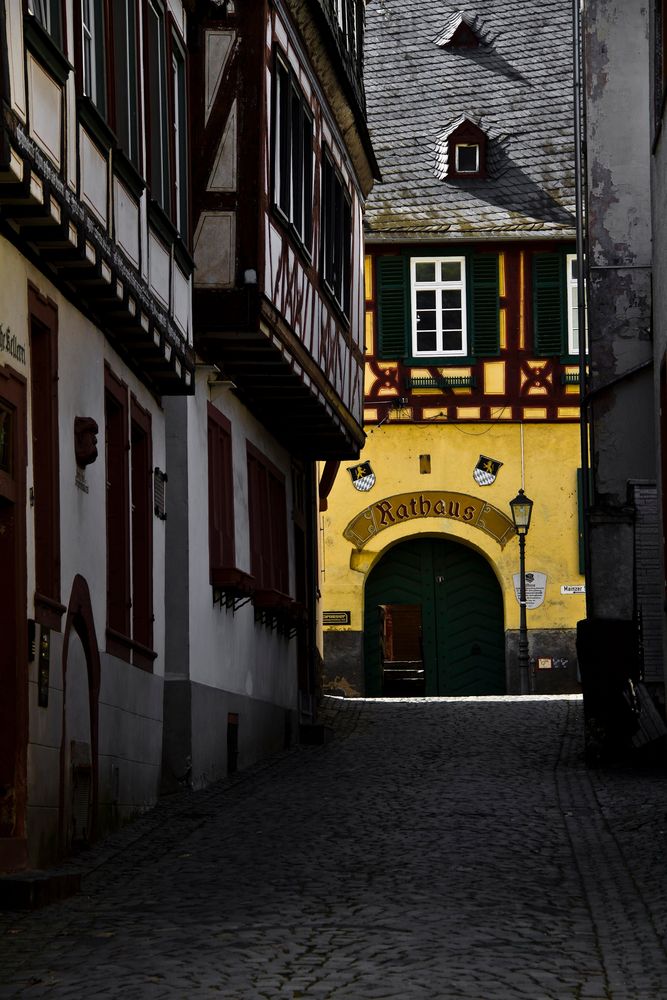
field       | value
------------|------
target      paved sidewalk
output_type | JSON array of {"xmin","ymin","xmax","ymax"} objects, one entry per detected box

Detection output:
[{"xmin": 1, "ymin": 695, "xmax": 667, "ymax": 999}]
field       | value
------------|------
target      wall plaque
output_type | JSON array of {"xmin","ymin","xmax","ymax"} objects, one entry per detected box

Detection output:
[
  {"xmin": 513, "ymin": 571, "xmax": 547, "ymax": 609},
  {"xmin": 323, "ymin": 611, "xmax": 351, "ymax": 626}
]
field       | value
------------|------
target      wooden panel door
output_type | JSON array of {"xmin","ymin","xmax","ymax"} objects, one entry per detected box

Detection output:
[
  {"xmin": 0, "ymin": 370, "xmax": 28, "ymax": 869},
  {"xmin": 364, "ymin": 538, "xmax": 505, "ymax": 697},
  {"xmin": 432, "ymin": 543, "xmax": 506, "ymax": 696}
]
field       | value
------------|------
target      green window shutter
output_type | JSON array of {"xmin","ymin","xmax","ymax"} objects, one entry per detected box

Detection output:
[
  {"xmin": 471, "ymin": 253, "xmax": 499, "ymax": 356},
  {"xmin": 377, "ymin": 256, "xmax": 407, "ymax": 359},
  {"xmin": 533, "ymin": 253, "xmax": 565, "ymax": 356}
]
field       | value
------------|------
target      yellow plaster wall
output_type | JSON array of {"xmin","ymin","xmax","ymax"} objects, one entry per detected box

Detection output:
[{"xmin": 320, "ymin": 421, "xmax": 584, "ymax": 634}]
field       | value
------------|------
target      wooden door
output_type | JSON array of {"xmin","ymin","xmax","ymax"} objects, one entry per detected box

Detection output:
[
  {"xmin": 364, "ymin": 538, "xmax": 505, "ymax": 697},
  {"xmin": 0, "ymin": 370, "xmax": 28, "ymax": 869}
]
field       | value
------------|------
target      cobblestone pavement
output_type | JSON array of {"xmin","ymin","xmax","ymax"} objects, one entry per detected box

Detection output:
[{"xmin": 2, "ymin": 694, "xmax": 667, "ymax": 999}]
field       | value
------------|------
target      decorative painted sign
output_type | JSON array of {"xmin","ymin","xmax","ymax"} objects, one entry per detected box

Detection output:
[
  {"xmin": 561, "ymin": 584, "xmax": 585, "ymax": 595},
  {"xmin": 348, "ymin": 461, "xmax": 376, "ymax": 492},
  {"xmin": 343, "ymin": 492, "xmax": 516, "ymax": 549},
  {"xmin": 323, "ymin": 611, "xmax": 351, "ymax": 626},
  {"xmin": 513, "ymin": 571, "xmax": 547, "ymax": 609},
  {"xmin": 473, "ymin": 454, "xmax": 503, "ymax": 487},
  {"xmin": 0, "ymin": 323, "xmax": 26, "ymax": 365}
]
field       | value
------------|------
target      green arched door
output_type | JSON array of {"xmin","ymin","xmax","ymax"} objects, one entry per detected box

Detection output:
[{"xmin": 364, "ymin": 537, "xmax": 506, "ymax": 697}]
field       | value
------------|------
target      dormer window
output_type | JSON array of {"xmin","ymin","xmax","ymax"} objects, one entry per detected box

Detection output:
[
  {"xmin": 434, "ymin": 12, "xmax": 484, "ymax": 49},
  {"xmin": 455, "ymin": 143, "xmax": 480, "ymax": 174},
  {"xmin": 434, "ymin": 116, "xmax": 489, "ymax": 180}
]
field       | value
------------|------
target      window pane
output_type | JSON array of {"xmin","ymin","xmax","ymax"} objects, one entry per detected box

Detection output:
[
  {"xmin": 415, "ymin": 262, "xmax": 435, "ymax": 282},
  {"xmin": 291, "ymin": 86, "xmax": 303, "ymax": 236},
  {"xmin": 302, "ymin": 111, "xmax": 313, "ymax": 249},
  {"xmin": 416, "ymin": 290, "xmax": 436, "ymax": 311},
  {"xmin": 148, "ymin": 3, "xmax": 169, "ymax": 210},
  {"xmin": 442, "ymin": 289, "xmax": 461, "ymax": 309},
  {"xmin": 442, "ymin": 329, "xmax": 463, "ymax": 351},
  {"xmin": 173, "ymin": 48, "xmax": 187, "ymax": 235},
  {"xmin": 417, "ymin": 330, "xmax": 437, "ymax": 353},
  {"xmin": 442, "ymin": 309, "xmax": 462, "ymax": 330},
  {"xmin": 456, "ymin": 144, "xmax": 479, "ymax": 172},
  {"xmin": 114, "ymin": 0, "xmax": 138, "ymax": 163},
  {"xmin": 440, "ymin": 261, "xmax": 461, "ymax": 282}
]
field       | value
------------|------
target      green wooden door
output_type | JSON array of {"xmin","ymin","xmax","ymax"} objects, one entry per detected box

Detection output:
[{"xmin": 364, "ymin": 538, "xmax": 505, "ymax": 696}]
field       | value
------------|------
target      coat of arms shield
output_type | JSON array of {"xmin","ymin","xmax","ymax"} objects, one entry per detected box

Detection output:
[
  {"xmin": 473, "ymin": 455, "xmax": 503, "ymax": 487},
  {"xmin": 348, "ymin": 461, "xmax": 376, "ymax": 492}
]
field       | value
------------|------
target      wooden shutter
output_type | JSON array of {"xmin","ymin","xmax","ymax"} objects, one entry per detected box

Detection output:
[
  {"xmin": 247, "ymin": 449, "xmax": 271, "ymax": 589},
  {"xmin": 105, "ymin": 370, "xmax": 130, "ymax": 640},
  {"xmin": 207, "ymin": 405, "xmax": 235, "ymax": 574},
  {"xmin": 377, "ymin": 256, "xmax": 407, "ymax": 359},
  {"xmin": 268, "ymin": 470, "xmax": 289, "ymax": 594},
  {"xmin": 131, "ymin": 400, "xmax": 153, "ymax": 656},
  {"xmin": 533, "ymin": 253, "xmax": 565, "ymax": 356},
  {"xmin": 471, "ymin": 253, "xmax": 500, "ymax": 355}
]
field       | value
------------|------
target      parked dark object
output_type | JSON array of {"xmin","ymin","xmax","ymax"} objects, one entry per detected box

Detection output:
[{"xmin": 576, "ymin": 618, "xmax": 643, "ymax": 764}]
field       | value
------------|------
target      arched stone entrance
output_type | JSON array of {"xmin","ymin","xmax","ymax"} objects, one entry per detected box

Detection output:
[{"xmin": 363, "ymin": 537, "xmax": 505, "ymax": 697}]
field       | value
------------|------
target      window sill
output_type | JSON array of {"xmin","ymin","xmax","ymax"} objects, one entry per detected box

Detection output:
[
  {"xmin": 211, "ymin": 566, "xmax": 256, "ymax": 611},
  {"xmin": 112, "ymin": 147, "xmax": 145, "ymax": 200},
  {"xmin": 405, "ymin": 355, "xmax": 477, "ymax": 367},
  {"xmin": 78, "ymin": 96, "xmax": 116, "ymax": 153},
  {"xmin": 24, "ymin": 15, "xmax": 72, "ymax": 85},
  {"xmin": 320, "ymin": 280, "xmax": 350, "ymax": 330},
  {"xmin": 106, "ymin": 628, "xmax": 155, "ymax": 670},
  {"xmin": 271, "ymin": 204, "xmax": 313, "ymax": 270},
  {"xmin": 146, "ymin": 206, "xmax": 193, "ymax": 274},
  {"xmin": 34, "ymin": 592, "xmax": 66, "ymax": 631}
]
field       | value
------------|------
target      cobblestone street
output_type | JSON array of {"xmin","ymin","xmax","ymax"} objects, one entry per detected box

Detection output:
[{"xmin": 1, "ymin": 695, "xmax": 667, "ymax": 999}]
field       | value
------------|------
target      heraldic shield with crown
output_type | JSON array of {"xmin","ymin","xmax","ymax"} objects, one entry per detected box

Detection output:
[
  {"xmin": 473, "ymin": 455, "xmax": 503, "ymax": 487},
  {"xmin": 348, "ymin": 461, "xmax": 376, "ymax": 492}
]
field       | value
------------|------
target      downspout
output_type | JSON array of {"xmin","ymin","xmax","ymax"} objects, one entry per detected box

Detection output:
[{"xmin": 573, "ymin": 0, "xmax": 592, "ymax": 617}]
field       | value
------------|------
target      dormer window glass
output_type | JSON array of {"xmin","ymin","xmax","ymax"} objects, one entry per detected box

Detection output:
[{"xmin": 455, "ymin": 143, "xmax": 479, "ymax": 174}]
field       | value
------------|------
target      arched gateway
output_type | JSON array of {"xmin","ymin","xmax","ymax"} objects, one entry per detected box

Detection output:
[{"xmin": 363, "ymin": 537, "xmax": 505, "ymax": 697}]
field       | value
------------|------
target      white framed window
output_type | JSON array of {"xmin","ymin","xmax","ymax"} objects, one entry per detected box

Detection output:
[
  {"xmin": 566, "ymin": 253, "xmax": 585, "ymax": 354},
  {"xmin": 455, "ymin": 143, "xmax": 479, "ymax": 174},
  {"xmin": 113, "ymin": 0, "xmax": 139, "ymax": 163},
  {"xmin": 29, "ymin": 0, "xmax": 62, "ymax": 45},
  {"xmin": 172, "ymin": 42, "xmax": 188, "ymax": 234},
  {"xmin": 147, "ymin": 0, "xmax": 170, "ymax": 211},
  {"xmin": 82, "ymin": 0, "xmax": 106, "ymax": 113},
  {"xmin": 411, "ymin": 257, "xmax": 467, "ymax": 356},
  {"xmin": 273, "ymin": 53, "xmax": 314, "ymax": 250},
  {"xmin": 321, "ymin": 148, "xmax": 352, "ymax": 318}
]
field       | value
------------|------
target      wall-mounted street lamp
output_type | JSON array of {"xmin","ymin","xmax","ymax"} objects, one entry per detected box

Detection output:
[{"xmin": 509, "ymin": 488, "xmax": 534, "ymax": 695}]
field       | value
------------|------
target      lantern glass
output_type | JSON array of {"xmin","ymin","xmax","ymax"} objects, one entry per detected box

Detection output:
[{"xmin": 510, "ymin": 489, "xmax": 533, "ymax": 535}]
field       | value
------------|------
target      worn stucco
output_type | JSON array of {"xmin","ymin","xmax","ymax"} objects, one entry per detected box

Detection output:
[{"xmin": 584, "ymin": 0, "xmax": 657, "ymax": 617}]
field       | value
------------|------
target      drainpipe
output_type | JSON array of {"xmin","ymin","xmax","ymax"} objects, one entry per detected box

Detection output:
[{"xmin": 573, "ymin": 0, "xmax": 592, "ymax": 617}]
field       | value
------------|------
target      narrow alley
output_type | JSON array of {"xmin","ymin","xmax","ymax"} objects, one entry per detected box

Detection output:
[{"xmin": 2, "ymin": 695, "xmax": 667, "ymax": 999}]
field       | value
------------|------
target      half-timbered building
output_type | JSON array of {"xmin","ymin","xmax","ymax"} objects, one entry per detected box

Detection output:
[
  {"xmin": 161, "ymin": 0, "xmax": 378, "ymax": 789},
  {"xmin": 321, "ymin": 0, "xmax": 586, "ymax": 698},
  {"xmin": 0, "ymin": 0, "xmax": 194, "ymax": 870}
]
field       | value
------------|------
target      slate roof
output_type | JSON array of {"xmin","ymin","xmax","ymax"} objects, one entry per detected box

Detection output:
[{"xmin": 364, "ymin": 0, "xmax": 577, "ymax": 241}]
